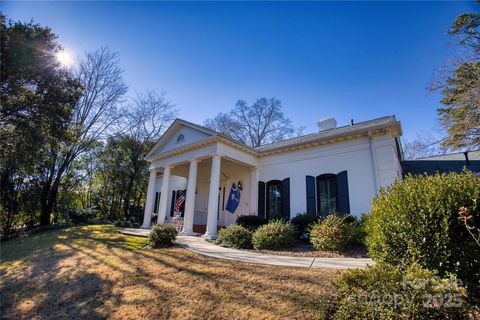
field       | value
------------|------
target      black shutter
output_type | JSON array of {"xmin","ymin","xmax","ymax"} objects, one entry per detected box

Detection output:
[
  {"xmin": 170, "ymin": 190, "xmax": 176, "ymax": 217},
  {"xmin": 305, "ymin": 176, "xmax": 316, "ymax": 216},
  {"xmin": 282, "ymin": 178, "xmax": 290, "ymax": 220},
  {"xmin": 153, "ymin": 192, "xmax": 159, "ymax": 213},
  {"xmin": 222, "ymin": 187, "xmax": 226, "ymax": 211},
  {"xmin": 258, "ymin": 181, "xmax": 266, "ymax": 218},
  {"xmin": 336, "ymin": 171, "xmax": 350, "ymax": 214},
  {"xmin": 181, "ymin": 189, "xmax": 186, "ymax": 217}
]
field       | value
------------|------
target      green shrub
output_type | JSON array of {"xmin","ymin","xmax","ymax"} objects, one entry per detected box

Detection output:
[
  {"xmin": 349, "ymin": 214, "xmax": 367, "ymax": 246},
  {"xmin": 365, "ymin": 172, "xmax": 480, "ymax": 293},
  {"xmin": 149, "ymin": 224, "xmax": 178, "ymax": 247},
  {"xmin": 130, "ymin": 222, "xmax": 140, "ymax": 228},
  {"xmin": 66, "ymin": 207, "xmax": 98, "ymax": 224},
  {"xmin": 310, "ymin": 215, "xmax": 354, "ymax": 251},
  {"xmin": 331, "ymin": 262, "xmax": 469, "ymax": 320},
  {"xmin": 56, "ymin": 211, "xmax": 72, "ymax": 224},
  {"xmin": 290, "ymin": 213, "xmax": 317, "ymax": 240},
  {"xmin": 114, "ymin": 220, "xmax": 140, "ymax": 228},
  {"xmin": 236, "ymin": 215, "xmax": 268, "ymax": 231},
  {"xmin": 216, "ymin": 225, "xmax": 253, "ymax": 249},
  {"xmin": 343, "ymin": 214, "xmax": 358, "ymax": 224},
  {"xmin": 114, "ymin": 220, "xmax": 128, "ymax": 228},
  {"xmin": 251, "ymin": 220, "xmax": 295, "ymax": 250},
  {"xmin": 114, "ymin": 220, "xmax": 124, "ymax": 227}
]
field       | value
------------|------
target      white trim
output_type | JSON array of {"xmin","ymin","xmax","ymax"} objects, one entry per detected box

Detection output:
[{"xmin": 368, "ymin": 131, "xmax": 380, "ymax": 194}]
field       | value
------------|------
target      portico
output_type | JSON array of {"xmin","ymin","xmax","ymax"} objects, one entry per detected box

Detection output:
[{"xmin": 141, "ymin": 119, "xmax": 258, "ymax": 239}]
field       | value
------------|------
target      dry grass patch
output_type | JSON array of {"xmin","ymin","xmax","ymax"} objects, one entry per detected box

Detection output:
[{"xmin": 1, "ymin": 225, "xmax": 339, "ymax": 320}]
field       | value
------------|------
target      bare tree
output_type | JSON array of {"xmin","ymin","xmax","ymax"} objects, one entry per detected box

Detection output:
[
  {"xmin": 402, "ymin": 132, "xmax": 449, "ymax": 160},
  {"xmin": 121, "ymin": 90, "xmax": 177, "ymax": 142},
  {"xmin": 115, "ymin": 90, "xmax": 177, "ymax": 217},
  {"xmin": 204, "ymin": 112, "xmax": 245, "ymax": 142},
  {"xmin": 204, "ymin": 97, "xmax": 303, "ymax": 148},
  {"xmin": 39, "ymin": 47, "xmax": 128, "ymax": 225},
  {"xmin": 72, "ymin": 47, "xmax": 128, "ymax": 149}
]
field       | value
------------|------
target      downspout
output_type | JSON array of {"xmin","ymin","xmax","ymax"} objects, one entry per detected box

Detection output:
[
  {"xmin": 368, "ymin": 130, "xmax": 380, "ymax": 195},
  {"xmin": 464, "ymin": 151, "xmax": 470, "ymax": 169}
]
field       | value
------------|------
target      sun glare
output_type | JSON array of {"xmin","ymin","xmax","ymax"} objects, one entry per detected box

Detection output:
[{"xmin": 56, "ymin": 50, "xmax": 75, "ymax": 67}]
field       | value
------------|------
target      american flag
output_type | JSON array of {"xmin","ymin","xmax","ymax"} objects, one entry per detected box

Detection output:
[{"xmin": 174, "ymin": 190, "xmax": 186, "ymax": 212}]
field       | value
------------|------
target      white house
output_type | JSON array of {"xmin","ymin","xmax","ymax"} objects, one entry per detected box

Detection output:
[{"xmin": 141, "ymin": 116, "xmax": 403, "ymax": 239}]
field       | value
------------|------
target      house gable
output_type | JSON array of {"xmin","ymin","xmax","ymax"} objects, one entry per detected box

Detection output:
[
  {"xmin": 146, "ymin": 119, "xmax": 215, "ymax": 160},
  {"xmin": 146, "ymin": 116, "xmax": 403, "ymax": 164}
]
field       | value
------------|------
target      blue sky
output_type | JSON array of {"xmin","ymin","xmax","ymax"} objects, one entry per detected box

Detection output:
[{"xmin": 4, "ymin": 1, "xmax": 477, "ymax": 140}]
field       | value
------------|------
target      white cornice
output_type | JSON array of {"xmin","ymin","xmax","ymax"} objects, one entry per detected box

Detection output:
[{"xmin": 146, "ymin": 121, "xmax": 402, "ymax": 163}]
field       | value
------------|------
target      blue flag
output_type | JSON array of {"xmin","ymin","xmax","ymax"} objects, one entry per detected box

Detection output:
[{"xmin": 225, "ymin": 182, "xmax": 241, "ymax": 213}]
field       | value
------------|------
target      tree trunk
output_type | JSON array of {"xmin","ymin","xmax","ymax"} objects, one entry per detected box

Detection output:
[
  {"xmin": 123, "ymin": 175, "xmax": 134, "ymax": 219},
  {"xmin": 39, "ymin": 184, "xmax": 52, "ymax": 226},
  {"xmin": 39, "ymin": 164, "xmax": 64, "ymax": 226}
]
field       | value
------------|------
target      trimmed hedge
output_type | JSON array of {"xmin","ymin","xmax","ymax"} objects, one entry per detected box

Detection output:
[
  {"xmin": 310, "ymin": 215, "xmax": 354, "ymax": 251},
  {"xmin": 251, "ymin": 220, "xmax": 295, "ymax": 250},
  {"xmin": 330, "ymin": 262, "xmax": 469, "ymax": 319},
  {"xmin": 290, "ymin": 213, "xmax": 317, "ymax": 240},
  {"xmin": 149, "ymin": 224, "xmax": 178, "ymax": 247},
  {"xmin": 365, "ymin": 171, "xmax": 480, "ymax": 293},
  {"xmin": 114, "ymin": 220, "xmax": 140, "ymax": 228},
  {"xmin": 216, "ymin": 225, "xmax": 253, "ymax": 249},
  {"xmin": 236, "ymin": 215, "xmax": 268, "ymax": 231},
  {"xmin": 349, "ymin": 214, "xmax": 367, "ymax": 246}
]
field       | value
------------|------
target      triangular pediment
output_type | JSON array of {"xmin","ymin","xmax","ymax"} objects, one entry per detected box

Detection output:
[{"xmin": 146, "ymin": 119, "xmax": 215, "ymax": 160}]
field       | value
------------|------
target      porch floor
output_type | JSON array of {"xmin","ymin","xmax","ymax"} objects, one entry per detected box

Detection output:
[{"xmin": 119, "ymin": 228, "xmax": 373, "ymax": 269}]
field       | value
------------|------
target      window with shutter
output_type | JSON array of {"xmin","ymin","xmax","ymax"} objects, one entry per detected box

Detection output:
[
  {"xmin": 266, "ymin": 180, "xmax": 282, "ymax": 220},
  {"xmin": 316, "ymin": 174, "xmax": 337, "ymax": 216}
]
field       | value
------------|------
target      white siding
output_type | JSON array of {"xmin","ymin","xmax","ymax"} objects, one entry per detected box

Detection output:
[
  {"xmin": 257, "ymin": 136, "xmax": 400, "ymax": 218},
  {"xmin": 148, "ymin": 125, "xmax": 402, "ymax": 223},
  {"xmin": 372, "ymin": 136, "xmax": 402, "ymax": 187}
]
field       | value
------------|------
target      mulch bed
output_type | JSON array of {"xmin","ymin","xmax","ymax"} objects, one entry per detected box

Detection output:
[{"xmin": 245, "ymin": 242, "xmax": 369, "ymax": 258}]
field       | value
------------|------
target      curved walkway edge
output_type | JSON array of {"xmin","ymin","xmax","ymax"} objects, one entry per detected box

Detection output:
[{"xmin": 119, "ymin": 228, "xmax": 373, "ymax": 270}]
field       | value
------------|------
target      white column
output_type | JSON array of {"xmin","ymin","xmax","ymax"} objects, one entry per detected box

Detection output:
[
  {"xmin": 141, "ymin": 169, "xmax": 157, "ymax": 228},
  {"xmin": 157, "ymin": 166, "xmax": 171, "ymax": 225},
  {"xmin": 181, "ymin": 159, "xmax": 198, "ymax": 235},
  {"xmin": 204, "ymin": 155, "xmax": 221, "ymax": 239},
  {"xmin": 249, "ymin": 167, "xmax": 258, "ymax": 215}
]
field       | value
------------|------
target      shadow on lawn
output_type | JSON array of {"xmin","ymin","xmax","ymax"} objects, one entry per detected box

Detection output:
[
  {"xmin": 1, "ymin": 225, "xmax": 338, "ymax": 320},
  {"xmin": 1, "ymin": 226, "xmax": 124, "ymax": 319},
  {"xmin": 70, "ymin": 227, "xmax": 337, "ymax": 317}
]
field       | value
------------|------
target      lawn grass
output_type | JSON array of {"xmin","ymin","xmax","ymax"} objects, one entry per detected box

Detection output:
[{"xmin": 1, "ymin": 225, "xmax": 340, "ymax": 320}]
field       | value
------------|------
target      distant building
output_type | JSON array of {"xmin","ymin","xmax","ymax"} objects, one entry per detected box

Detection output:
[{"xmin": 402, "ymin": 150, "xmax": 480, "ymax": 175}]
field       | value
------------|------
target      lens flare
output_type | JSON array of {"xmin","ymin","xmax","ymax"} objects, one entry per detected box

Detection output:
[{"xmin": 56, "ymin": 50, "xmax": 74, "ymax": 67}]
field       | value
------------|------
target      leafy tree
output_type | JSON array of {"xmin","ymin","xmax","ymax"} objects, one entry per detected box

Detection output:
[
  {"xmin": 435, "ymin": 13, "xmax": 480, "ymax": 150},
  {"xmin": 0, "ymin": 14, "xmax": 82, "ymax": 236},
  {"xmin": 0, "ymin": 14, "xmax": 175, "ymax": 234},
  {"xmin": 204, "ymin": 97, "xmax": 303, "ymax": 147}
]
